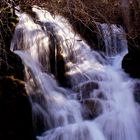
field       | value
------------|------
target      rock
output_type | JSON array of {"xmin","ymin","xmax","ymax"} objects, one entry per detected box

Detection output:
[
  {"xmin": 121, "ymin": 1, "xmax": 140, "ymax": 78},
  {"xmin": 74, "ymin": 81, "xmax": 99, "ymax": 99},
  {"xmin": 0, "ymin": 76, "xmax": 36, "ymax": 140},
  {"xmin": 0, "ymin": 50, "xmax": 24, "ymax": 80},
  {"xmin": 122, "ymin": 36, "xmax": 140, "ymax": 78},
  {"xmin": 37, "ymin": 22, "xmax": 70, "ymax": 87},
  {"xmin": 81, "ymin": 99, "xmax": 102, "ymax": 120},
  {"xmin": 122, "ymin": 53, "xmax": 140, "ymax": 78},
  {"xmin": 0, "ymin": 2, "xmax": 19, "ymax": 51}
]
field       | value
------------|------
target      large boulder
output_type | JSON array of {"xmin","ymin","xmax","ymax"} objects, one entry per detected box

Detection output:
[{"xmin": 0, "ymin": 76, "xmax": 36, "ymax": 140}]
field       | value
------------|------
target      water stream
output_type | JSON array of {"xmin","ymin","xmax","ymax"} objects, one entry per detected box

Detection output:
[{"xmin": 11, "ymin": 6, "xmax": 140, "ymax": 140}]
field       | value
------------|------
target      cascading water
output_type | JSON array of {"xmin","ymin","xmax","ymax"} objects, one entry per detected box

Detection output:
[
  {"xmin": 11, "ymin": 6, "xmax": 140, "ymax": 140},
  {"xmin": 97, "ymin": 23, "xmax": 127, "ymax": 57}
]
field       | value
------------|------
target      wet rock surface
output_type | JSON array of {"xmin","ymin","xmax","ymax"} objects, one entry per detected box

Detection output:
[
  {"xmin": 81, "ymin": 99, "xmax": 102, "ymax": 120},
  {"xmin": 74, "ymin": 81, "xmax": 99, "ymax": 99}
]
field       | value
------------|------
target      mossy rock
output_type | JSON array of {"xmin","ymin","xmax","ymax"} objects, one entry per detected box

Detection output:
[{"xmin": 0, "ymin": 76, "xmax": 36, "ymax": 140}]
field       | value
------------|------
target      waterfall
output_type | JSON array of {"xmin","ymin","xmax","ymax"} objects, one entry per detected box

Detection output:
[
  {"xmin": 11, "ymin": 6, "xmax": 140, "ymax": 140},
  {"xmin": 97, "ymin": 23, "xmax": 127, "ymax": 57}
]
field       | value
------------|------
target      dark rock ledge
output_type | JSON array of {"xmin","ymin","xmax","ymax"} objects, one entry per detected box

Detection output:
[{"xmin": 0, "ymin": 76, "xmax": 36, "ymax": 140}]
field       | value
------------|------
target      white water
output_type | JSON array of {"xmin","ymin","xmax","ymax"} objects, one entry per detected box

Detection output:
[
  {"xmin": 97, "ymin": 23, "xmax": 127, "ymax": 57},
  {"xmin": 11, "ymin": 6, "xmax": 140, "ymax": 140}
]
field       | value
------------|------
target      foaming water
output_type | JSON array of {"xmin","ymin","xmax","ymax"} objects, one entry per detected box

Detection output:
[
  {"xmin": 37, "ymin": 122, "xmax": 105, "ymax": 140},
  {"xmin": 11, "ymin": 6, "xmax": 140, "ymax": 140}
]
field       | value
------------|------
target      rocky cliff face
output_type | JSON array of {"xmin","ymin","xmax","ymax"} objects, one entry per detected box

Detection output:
[
  {"xmin": 121, "ymin": 0, "xmax": 140, "ymax": 78},
  {"xmin": 0, "ymin": 2, "xmax": 35, "ymax": 139},
  {"xmin": 122, "ymin": 36, "xmax": 140, "ymax": 78},
  {"xmin": 0, "ymin": 50, "xmax": 35, "ymax": 140}
]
